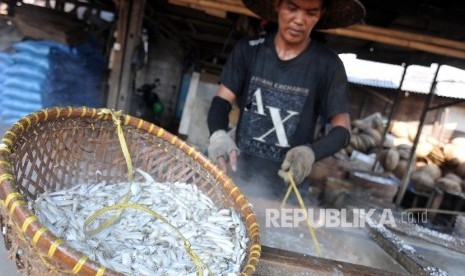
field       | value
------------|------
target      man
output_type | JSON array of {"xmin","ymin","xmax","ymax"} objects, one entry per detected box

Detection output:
[{"xmin": 207, "ymin": 0, "xmax": 365, "ymax": 190}]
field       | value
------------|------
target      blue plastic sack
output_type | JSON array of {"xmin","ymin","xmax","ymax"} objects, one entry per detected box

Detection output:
[
  {"xmin": 42, "ymin": 36, "xmax": 105, "ymax": 108},
  {"xmin": 2, "ymin": 118, "xmax": 20, "ymax": 126},
  {"xmin": 3, "ymin": 77, "xmax": 43, "ymax": 92},
  {"xmin": 0, "ymin": 61, "xmax": 9, "ymax": 72},
  {"xmin": 2, "ymin": 99, "xmax": 42, "ymax": 112},
  {"xmin": 2, "ymin": 88, "xmax": 42, "ymax": 103},
  {"xmin": 0, "ymin": 52, "xmax": 10, "ymax": 62},
  {"xmin": 12, "ymin": 40, "xmax": 69, "ymax": 56},
  {"xmin": 11, "ymin": 52, "xmax": 49, "ymax": 71},
  {"xmin": 0, "ymin": 72, "xmax": 6, "ymax": 84},
  {"xmin": 4, "ymin": 64, "xmax": 47, "ymax": 81},
  {"xmin": 0, "ymin": 109, "xmax": 29, "ymax": 124}
]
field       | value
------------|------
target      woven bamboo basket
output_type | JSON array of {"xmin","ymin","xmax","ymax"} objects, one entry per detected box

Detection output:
[{"xmin": 0, "ymin": 107, "xmax": 260, "ymax": 275}]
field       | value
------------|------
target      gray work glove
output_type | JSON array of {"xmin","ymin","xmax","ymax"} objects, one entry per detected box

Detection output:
[
  {"xmin": 208, "ymin": 130, "xmax": 239, "ymax": 173},
  {"xmin": 278, "ymin": 145, "xmax": 315, "ymax": 185}
]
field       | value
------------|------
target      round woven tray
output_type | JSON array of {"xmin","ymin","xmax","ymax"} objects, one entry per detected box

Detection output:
[{"xmin": 0, "ymin": 107, "xmax": 260, "ymax": 275}]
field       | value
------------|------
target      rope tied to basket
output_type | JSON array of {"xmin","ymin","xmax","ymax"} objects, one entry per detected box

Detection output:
[
  {"xmin": 83, "ymin": 109, "xmax": 133, "ymax": 237},
  {"xmin": 281, "ymin": 171, "xmax": 322, "ymax": 257},
  {"xmin": 83, "ymin": 108, "xmax": 211, "ymax": 275}
]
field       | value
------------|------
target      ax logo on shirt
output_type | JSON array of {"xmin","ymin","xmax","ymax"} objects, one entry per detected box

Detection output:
[
  {"xmin": 237, "ymin": 76, "xmax": 307, "ymax": 161},
  {"xmin": 247, "ymin": 88, "xmax": 298, "ymax": 148}
]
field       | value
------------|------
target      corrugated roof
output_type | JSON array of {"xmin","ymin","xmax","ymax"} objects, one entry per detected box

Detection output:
[
  {"xmin": 340, "ymin": 54, "xmax": 404, "ymax": 89},
  {"xmin": 340, "ymin": 54, "xmax": 465, "ymax": 99}
]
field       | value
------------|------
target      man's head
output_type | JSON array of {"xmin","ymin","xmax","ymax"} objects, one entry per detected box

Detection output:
[
  {"xmin": 242, "ymin": 0, "xmax": 365, "ymax": 30},
  {"xmin": 275, "ymin": 0, "xmax": 324, "ymax": 45}
]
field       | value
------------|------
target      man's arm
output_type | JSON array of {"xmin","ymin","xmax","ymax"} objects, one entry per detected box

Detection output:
[
  {"xmin": 310, "ymin": 112, "xmax": 351, "ymax": 161},
  {"xmin": 207, "ymin": 85, "xmax": 239, "ymax": 173},
  {"xmin": 207, "ymin": 85, "xmax": 236, "ymax": 136}
]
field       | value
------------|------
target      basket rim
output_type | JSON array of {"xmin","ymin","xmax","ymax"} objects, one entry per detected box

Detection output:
[{"xmin": 0, "ymin": 106, "xmax": 261, "ymax": 275}]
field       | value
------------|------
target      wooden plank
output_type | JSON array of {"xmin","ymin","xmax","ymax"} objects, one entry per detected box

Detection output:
[{"xmin": 256, "ymin": 246, "xmax": 406, "ymax": 276}]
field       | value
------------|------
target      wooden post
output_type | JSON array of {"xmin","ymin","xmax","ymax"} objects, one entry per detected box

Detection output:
[
  {"xmin": 106, "ymin": 0, "xmax": 130, "ymax": 109},
  {"xmin": 106, "ymin": 0, "xmax": 146, "ymax": 112}
]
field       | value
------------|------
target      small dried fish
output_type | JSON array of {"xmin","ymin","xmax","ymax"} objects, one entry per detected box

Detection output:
[{"xmin": 31, "ymin": 170, "xmax": 249, "ymax": 276}]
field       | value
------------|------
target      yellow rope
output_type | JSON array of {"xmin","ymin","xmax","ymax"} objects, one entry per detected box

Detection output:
[
  {"xmin": 95, "ymin": 266, "xmax": 106, "ymax": 276},
  {"xmin": 84, "ymin": 109, "xmax": 210, "ymax": 275},
  {"xmin": 48, "ymin": 239, "xmax": 62, "ymax": 258},
  {"xmin": 281, "ymin": 172, "xmax": 322, "ymax": 257},
  {"xmin": 9, "ymin": 200, "xmax": 25, "ymax": 216},
  {"xmin": 84, "ymin": 109, "xmax": 134, "ymax": 237},
  {"xmin": 32, "ymin": 227, "xmax": 47, "ymax": 247},
  {"xmin": 84, "ymin": 202, "xmax": 211, "ymax": 275},
  {"xmin": 20, "ymin": 216, "xmax": 37, "ymax": 233},
  {"xmin": 4, "ymin": 192, "xmax": 21, "ymax": 208},
  {"xmin": 281, "ymin": 182, "xmax": 293, "ymax": 209},
  {"xmin": 71, "ymin": 256, "xmax": 88, "ymax": 274}
]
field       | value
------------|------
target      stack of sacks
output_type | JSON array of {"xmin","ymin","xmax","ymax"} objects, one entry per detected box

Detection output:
[
  {"xmin": 42, "ymin": 36, "xmax": 105, "ymax": 108},
  {"xmin": 0, "ymin": 40, "xmax": 67, "ymax": 125},
  {"xmin": 0, "ymin": 52, "xmax": 12, "ymax": 126},
  {"xmin": 0, "ymin": 37, "xmax": 105, "ymax": 127},
  {"xmin": 0, "ymin": 52, "xmax": 10, "ymax": 95}
]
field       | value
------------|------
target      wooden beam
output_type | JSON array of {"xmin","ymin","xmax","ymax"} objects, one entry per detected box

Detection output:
[
  {"xmin": 168, "ymin": 0, "xmax": 256, "ymax": 18},
  {"xmin": 322, "ymin": 27, "xmax": 465, "ymax": 59},
  {"xmin": 348, "ymin": 24, "xmax": 465, "ymax": 51}
]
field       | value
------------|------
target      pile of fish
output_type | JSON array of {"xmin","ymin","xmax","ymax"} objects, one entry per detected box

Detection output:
[{"xmin": 30, "ymin": 170, "xmax": 248, "ymax": 275}]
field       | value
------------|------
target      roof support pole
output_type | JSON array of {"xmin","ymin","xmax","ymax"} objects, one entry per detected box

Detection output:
[
  {"xmin": 395, "ymin": 67, "xmax": 440, "ymax": 206},
  {"xmin": 371, "ymin": 65, "xmax": 407, "ymax": 172}
]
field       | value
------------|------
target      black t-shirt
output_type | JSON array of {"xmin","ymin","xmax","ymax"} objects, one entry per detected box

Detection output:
[{"xmin": 220, "ymin": 32, "xmax": 349, "ymax": 162}]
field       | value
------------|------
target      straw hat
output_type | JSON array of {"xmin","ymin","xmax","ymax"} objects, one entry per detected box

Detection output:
[{"xmin": 242, "ymin": 0, "xmax": 365, "ymax": 29}]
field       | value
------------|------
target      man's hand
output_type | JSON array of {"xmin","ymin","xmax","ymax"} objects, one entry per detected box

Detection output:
[
  {"xmin": 278, "ymin": 145, "xmax": 315, "ymax": 185},
  {"xmin": 208, "ymin": 130, "xmax": 239, "ymax": 173}
]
